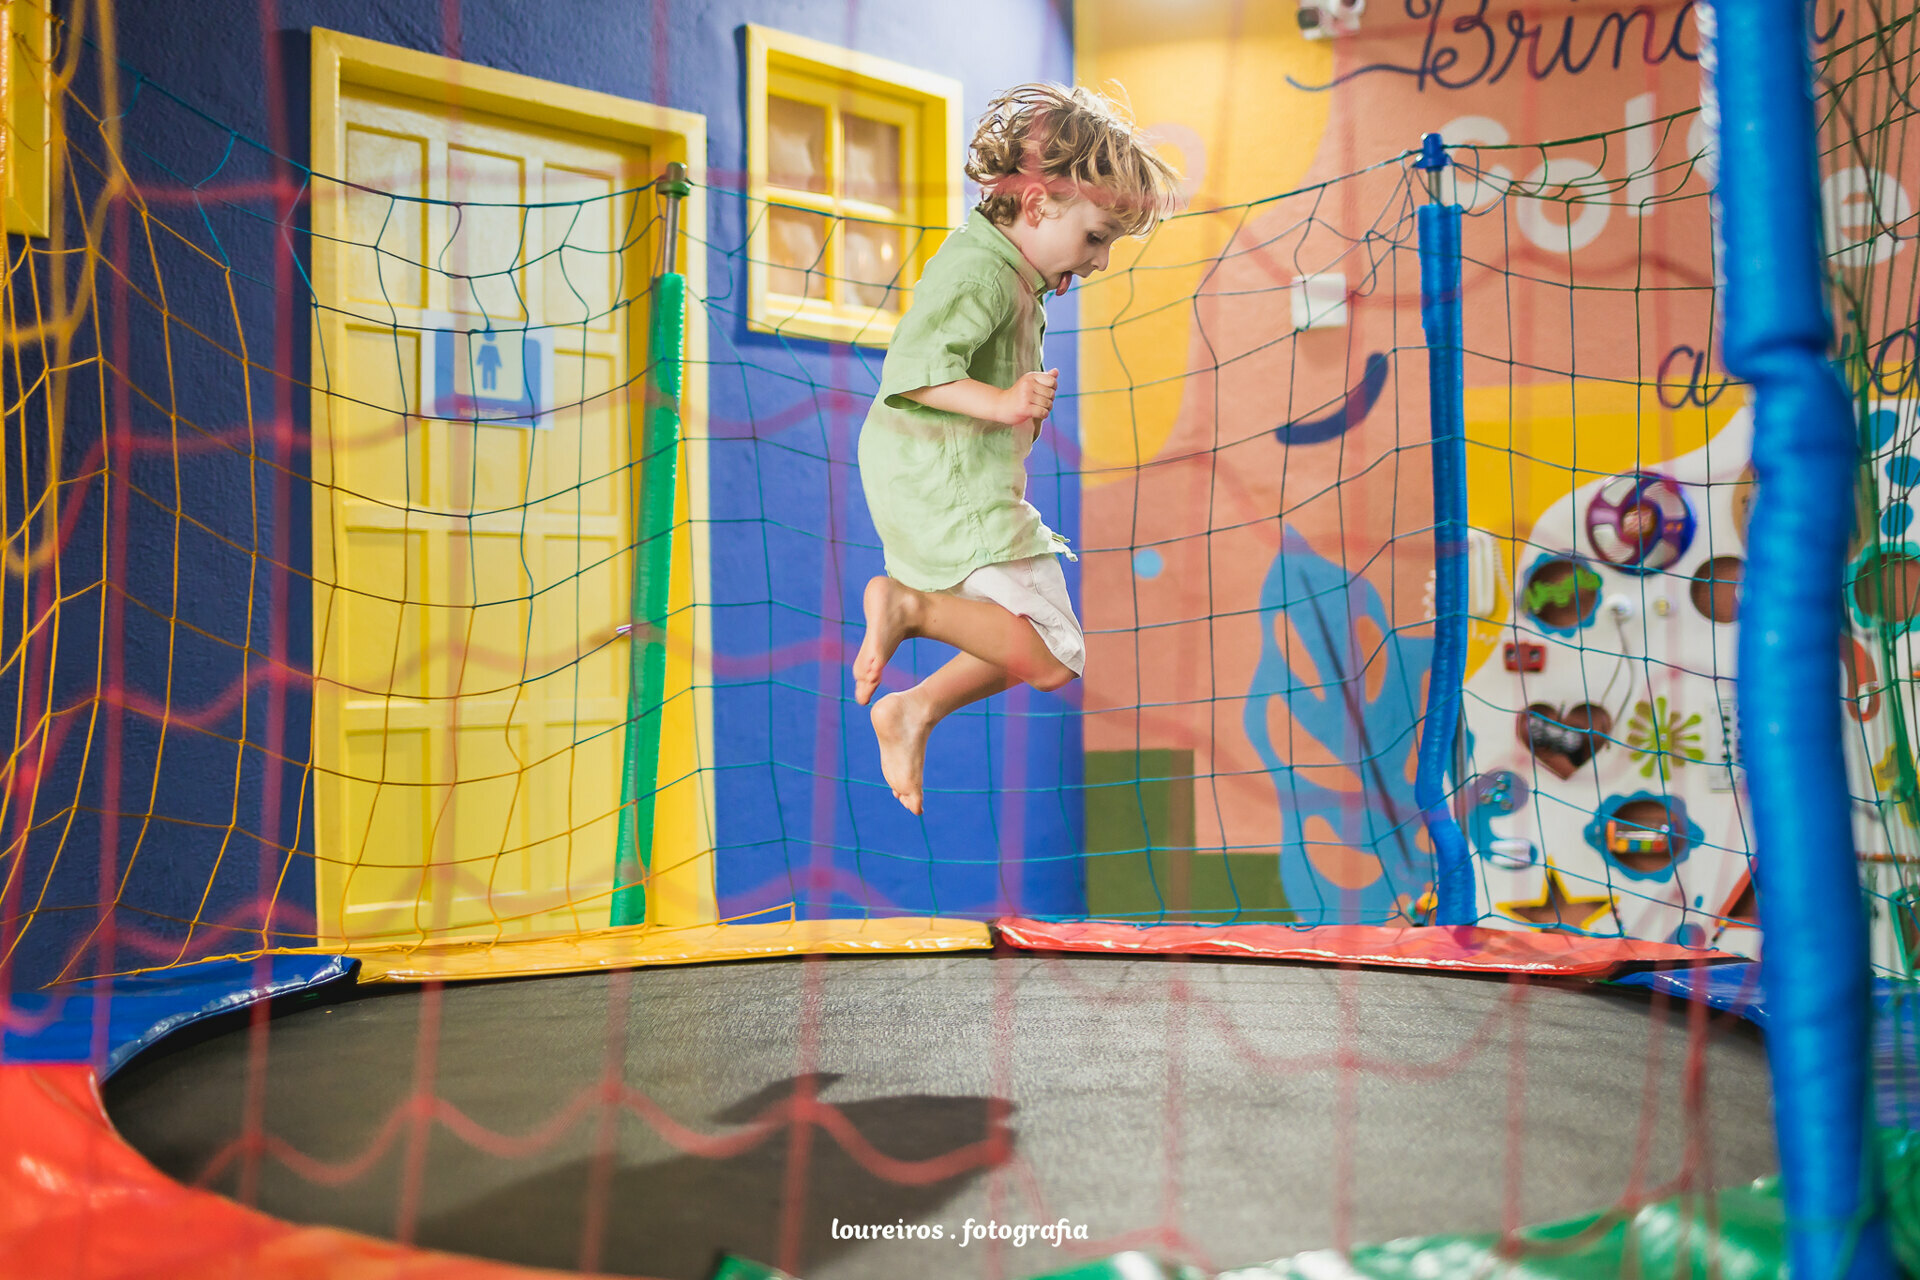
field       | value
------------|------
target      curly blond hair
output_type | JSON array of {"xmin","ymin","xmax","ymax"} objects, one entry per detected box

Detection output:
[{"xmin": 967, "ymin": 83, "xmax": 1182, "ymax": 236}]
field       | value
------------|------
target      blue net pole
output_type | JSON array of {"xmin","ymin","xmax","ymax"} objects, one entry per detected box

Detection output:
[
  {"xmin": 1704, "ymin": 5, "xmax": 1895, "ymax": 1276},
  {"xmin": 1414, "ymin": 135, "xmax": 1474, "ymax": 928}
]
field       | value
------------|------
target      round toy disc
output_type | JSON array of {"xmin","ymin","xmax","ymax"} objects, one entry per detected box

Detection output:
[{"xmin": 1586, "ymin": 471, "xmax": 1696, "ymax": 573}]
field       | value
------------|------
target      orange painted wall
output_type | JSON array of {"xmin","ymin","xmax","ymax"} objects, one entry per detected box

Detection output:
[{"xmin": 1072, "ymin": 1, "xmax": 1748, "ymax": 917}]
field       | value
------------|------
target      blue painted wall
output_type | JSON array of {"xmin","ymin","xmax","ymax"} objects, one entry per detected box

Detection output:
[{"xmin": 3, "ymin": 0, "xmax": 1080, "ymax": 988}]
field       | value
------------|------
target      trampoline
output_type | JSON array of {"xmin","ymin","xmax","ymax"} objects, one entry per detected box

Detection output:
[{"xmin": 101, "ymin": 954, "xmax": 1774, "ymax": 1280}]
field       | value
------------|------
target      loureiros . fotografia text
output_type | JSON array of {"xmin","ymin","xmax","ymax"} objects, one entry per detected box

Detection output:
[{"xmin": 828, "ymin": 1218, "xmax": 1091, "ymax": 1248}]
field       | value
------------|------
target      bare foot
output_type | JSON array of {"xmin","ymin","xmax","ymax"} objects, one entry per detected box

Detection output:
[
  {"xmin": 871, "ymin": 692, "xmax": 932, "ymax": 815},
  {"xmin": 853, "ymin": 576, "xmax": 918, "ymax": 706}
]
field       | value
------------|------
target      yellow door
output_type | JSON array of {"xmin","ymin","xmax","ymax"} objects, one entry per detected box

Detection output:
[{"xmin": 312, "ymin": 78, "xmax": 653, "ymax": 943}]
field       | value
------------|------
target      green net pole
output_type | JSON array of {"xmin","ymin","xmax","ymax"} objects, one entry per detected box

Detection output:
[{"xmin": 611, "ymin": 164, "xmax": 690, "ymax": 928}]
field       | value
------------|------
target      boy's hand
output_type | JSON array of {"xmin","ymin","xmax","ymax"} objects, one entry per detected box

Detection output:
[{"xmin": 996, "ymin": 368, "xmax": 1057, "ymax": 426}]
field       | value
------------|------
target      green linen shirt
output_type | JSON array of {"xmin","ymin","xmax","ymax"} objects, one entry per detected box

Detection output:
[{"xmin": 858, "ymin": 212, "xmax": 1063, "ymax": 592}]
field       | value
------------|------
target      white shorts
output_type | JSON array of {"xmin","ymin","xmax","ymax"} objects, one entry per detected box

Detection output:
[{"xmin": 946, "ymin": 554, "xmax": 1085, "ymax": 676}]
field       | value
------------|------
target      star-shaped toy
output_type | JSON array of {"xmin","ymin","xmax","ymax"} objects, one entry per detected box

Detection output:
[{"xmin": 1497, "ymin": 864, "xmax": 1615, "ymax": 932}]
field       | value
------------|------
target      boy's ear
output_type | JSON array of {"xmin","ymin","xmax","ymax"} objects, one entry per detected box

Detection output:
[{"xmin": 1019, "ymin": 183, "xmax": 1048, "ymax": 226}]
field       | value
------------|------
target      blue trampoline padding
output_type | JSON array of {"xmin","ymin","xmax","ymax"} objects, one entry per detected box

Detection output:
[
  {"xmin": 1611, "ymin": 963, "xmax": 1768, "ymax": 1028},
  {"xmin": 1615, "ymin": 967, "xmax": 1920, "ymax": 1133},
  {"xmin": 1875, "ymin": 990, "xmax": 1920, "ymax": 1132},
  {"xmin": 2, "ymin": 954, "xmax": 357, "ymax": 1078}
]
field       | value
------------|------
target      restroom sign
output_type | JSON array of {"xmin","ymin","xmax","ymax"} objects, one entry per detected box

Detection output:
[{"xmin": 423, "ymin": 317, "xmax": 554, "ymax": 429}]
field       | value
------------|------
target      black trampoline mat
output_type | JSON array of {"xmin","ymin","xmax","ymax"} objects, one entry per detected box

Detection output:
[{"xmin": 103, "ymin": 953, "xmax": 1775, "ymax": 1279}]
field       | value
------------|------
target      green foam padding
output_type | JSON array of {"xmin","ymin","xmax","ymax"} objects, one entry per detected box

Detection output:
[
  {"xmin": 1218, "ymin": 1180, "xmax": 1788, "ymax": 1279},
  {"xmin": 707, "ymin": 1256, "xmax": 798, "ymax": 1280},
  {"xmin": 1031, "ymin": 1252, "xmax": 1204, "ymax": 1280},
  {"xmin": 710, "ymin": 1130, "xmax": 1920, "ymax": 1280}
]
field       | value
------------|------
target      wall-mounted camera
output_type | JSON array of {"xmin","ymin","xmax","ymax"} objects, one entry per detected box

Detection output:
[{"xmin": 1297, "ymin": 0, "xmax": 1364, "ymax": 39}]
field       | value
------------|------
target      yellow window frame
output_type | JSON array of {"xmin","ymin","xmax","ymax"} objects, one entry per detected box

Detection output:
[
  {"xmin": 2, "ymin": 0, "xmax": 52, "ymax": 238},
  {"xmin": 745, "ymin": 24, "xmax": 962, "ymax": 347}
]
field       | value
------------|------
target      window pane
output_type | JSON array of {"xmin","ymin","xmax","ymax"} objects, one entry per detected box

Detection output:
[
  {"xmin": 842, "ymin": 113, "xmax": 902, "ymax": 209},
  {"xmin": 768, "ymin": 96, "xmax": 827, "ymax": 194},
  {"xmin": 843, "ymin": 219, "xmax": 903, "ymax": 311},
  {"xmin": 767, "ymin": 206, "xmax": 828, "ymax": 301}
]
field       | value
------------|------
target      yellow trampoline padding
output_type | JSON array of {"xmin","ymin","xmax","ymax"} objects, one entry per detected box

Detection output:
[{"xmin": 322, "ymin": 917, "xmax": 996, "ymax": 983}]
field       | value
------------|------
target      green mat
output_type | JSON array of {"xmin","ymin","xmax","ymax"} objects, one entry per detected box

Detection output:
[{"xmin": 708, "ymin": 1166, "xmax": 1890, "ymax": 1280}]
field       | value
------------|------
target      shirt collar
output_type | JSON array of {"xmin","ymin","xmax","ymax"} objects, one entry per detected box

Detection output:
[{"xmin": 964, "ymin": 211, "xmax": 1050, "ymax": 297}]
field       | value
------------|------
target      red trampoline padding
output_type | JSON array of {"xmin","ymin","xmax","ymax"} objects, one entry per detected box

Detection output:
[
  {"xmin": 0, "ymin": 1064, "xmax": 608, "ymax": 1280},
  {"xmin": 993, "ymin": 919, "xmax": 1741, "ymax": 976}
]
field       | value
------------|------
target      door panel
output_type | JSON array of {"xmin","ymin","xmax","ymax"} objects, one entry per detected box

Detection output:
[{"xmin": 344, "ymin": 127, "xmax": 428, "ymax": 309}]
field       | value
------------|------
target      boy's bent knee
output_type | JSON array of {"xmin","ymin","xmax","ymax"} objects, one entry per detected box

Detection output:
[{"xmin": 1032, "ymin": 664, "xmax": 1078, "ymax": 693}]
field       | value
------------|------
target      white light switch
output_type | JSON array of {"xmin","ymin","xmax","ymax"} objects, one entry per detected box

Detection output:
[{"xmin": 1290, "ymin": 273, "xmax": 1348, "ymax": 330}]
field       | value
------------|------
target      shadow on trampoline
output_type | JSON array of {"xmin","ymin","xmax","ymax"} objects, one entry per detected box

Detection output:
[{"xmin": 419, "ymin": 1073, "xmax": 1013, "ymax": 1277}]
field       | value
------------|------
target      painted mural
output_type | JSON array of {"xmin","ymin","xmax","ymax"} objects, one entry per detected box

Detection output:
[
  {"xmin": 1464, "ymin": 411, "xmax": 1755, "ymax": 953},
  {"xmin": 1076, "ymin": 0, "xmax": 1920, "ymax": 945},
  {"xmin": 1853, "ymin": 396, "xmax": 1920, "ymax": 971}
]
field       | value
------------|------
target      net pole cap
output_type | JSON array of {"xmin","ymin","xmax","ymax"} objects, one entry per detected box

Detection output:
[
  {"xmin": 657, "ymin": 160, "xmax": 693, "ymax": 199},
  {"xmin": 1415, "ymin": 133, "xmax": 1450, "ymax": 202}
]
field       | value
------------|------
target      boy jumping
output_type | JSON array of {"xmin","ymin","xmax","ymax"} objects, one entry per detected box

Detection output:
[{"xmin": 852, "ymin": 83, "xmax": 1181, "ymax": 813}]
